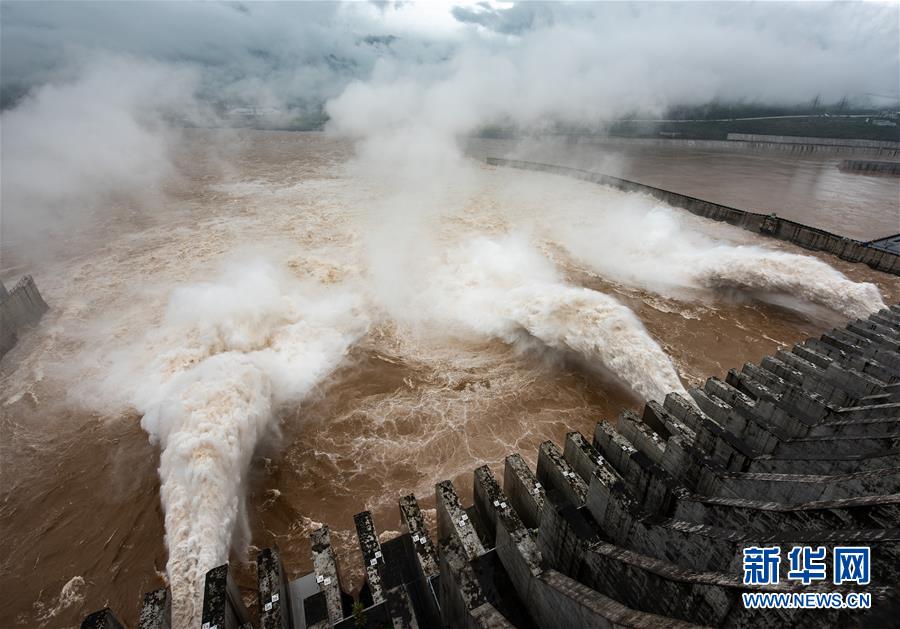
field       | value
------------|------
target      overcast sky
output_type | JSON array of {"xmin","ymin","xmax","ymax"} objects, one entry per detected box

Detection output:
[
  {"xmin": 1, "ymin": 1, "xmax": 898, "ymax": 260},
  {"xmin": 2, "ymin": 1, "xmax": 898, "ymax": 114}
]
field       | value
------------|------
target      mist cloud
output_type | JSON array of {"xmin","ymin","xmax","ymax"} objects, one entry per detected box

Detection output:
[
  {"xmin": 2, "ymin": 5, "xmax": 892, "ymax": 620},
  {"xmin": 1, "ymin": 1, "xmax": 895, "ymax": 274},
  {"xmin": 2, "ymin": 1, "xmax": 897, "ymax": 115},
  {"xmin": 2, "ymin": 1, "xmax": 896, "ymax": 264},
  {"xmin": 326, "ymin": 2, "xmax": 898, "ymax": 143},
  {"xmin": 0, "ymin": 54, "xmax": 209, "ymax": 257},
  {"xmin": 0, "ymin": 1, "xmax": 456, "ymax": 111}
]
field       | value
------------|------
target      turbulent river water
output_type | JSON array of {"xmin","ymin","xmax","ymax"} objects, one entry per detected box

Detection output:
[{"xmin": 1, "ymin": 130, "xmax": 897, "ymax": 627}]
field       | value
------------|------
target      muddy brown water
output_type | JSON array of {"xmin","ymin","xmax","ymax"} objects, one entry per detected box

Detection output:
[
  {"xmin": 466, "ymin": 137, "xmax": 900, "ymax": 241},
  {"xmin": 1, "ymin": 130, "xmax": 898, "ymax": 627}
]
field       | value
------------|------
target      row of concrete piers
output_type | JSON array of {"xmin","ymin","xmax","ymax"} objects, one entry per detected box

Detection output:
[{"xmin": 84, "ymin": 304, "xmax": 900, "ymax": 628}]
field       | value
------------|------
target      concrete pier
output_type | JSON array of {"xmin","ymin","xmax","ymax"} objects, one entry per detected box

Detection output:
[
  {"xmin": 258, "ymin": 548, "xmax": 291, "ymax": 629},
  {"xmin": 200, "ymin": 564, "xmax": 252, "ymax": 629},
  {"xmin": 0, "ymin": 274, "xmax": 49, "ymax": 359},
  {"xmin": 84, "ymin": 305, "xmax": 900, "ymax": 627},
  {"xmin": 138, "ymin": 588, "xmax": 170, "ymax": 629}
]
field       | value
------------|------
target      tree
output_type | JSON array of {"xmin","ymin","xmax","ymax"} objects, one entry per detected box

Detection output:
[{"xmin": 352, "ymin": 601, "xmax": 367, "ymax": 628}]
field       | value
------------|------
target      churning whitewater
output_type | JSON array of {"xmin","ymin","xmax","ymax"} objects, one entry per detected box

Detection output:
[
  {"xmin": 129, "ymin": 178, "xmax": 887, "ymax": 624},
  {"xmin": 137, "ymin": 234, "xmax": 698, "ymax": 623},
  {"xmin": 130, "ymin": 187, "xmax": 884, "ymax": 623},
  {"xmin": 2, "ymin": 4, "xmax": 898, "ymax": 626},
  {"xmin": 131, "ymin": 261, "xmax": 369, "ymax": 624},
  {"xmin": 416, "ymin": 235, "xmax": 688, "ymax": 402},
  {"xmin": 2, "ymin": 131, "xmax": 895, "ymax": 628},
  {"xmin": 532, "ymin": 198, "xmax": 886, "ymax": 319}
]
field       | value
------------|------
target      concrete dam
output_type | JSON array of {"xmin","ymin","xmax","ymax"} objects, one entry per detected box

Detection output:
[
  {"xmin": 62, "ymin": 159, "xmax": 898, "ymax": 628},
  {"xmin": 82, "ymin": 304, "xmax": 900, "ymax": 628}
]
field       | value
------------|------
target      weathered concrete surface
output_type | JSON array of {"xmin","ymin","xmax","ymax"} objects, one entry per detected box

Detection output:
[
  {"xmin": 437, "ymin": 532, "xmax": 493, "ymax": 628},
  {"xmin": 81, "ymin": 609, "xmax": 125, "ymax": 629},
  {"xmin": 137, "ymin": 588, "xmax": 170, "ymax": 629},
  {"xmin": 399, "ymin": 493, "xmax": 439, "ymax": 579},
  {"xmin": 285, "ymin": 573, "xmax": 324, "ymax": 629},
  {"xmin": 353, "ymin": 511, "xmax": 385, "ymax": 604},
  {"xmin": 486, "ymin": 157, "xmax": 900, "ymax": 275},
  {"xmin": 258, "ymin": 547, "xmax": 291, "ymax": 629},
  {"xmin": 503, "ymin": 453, "xmax": 545, "ymax": 530},
  {"xmin": 870, "ymin": 234, "xmax": 900, "ymax": 255},
  {"xmin": 200, "ymin": 563, "xmax": 251, "ymax": 629},
  {"xmin": 0, "ymin": 275, "xmax": 49, "ymax": 358},
  {"xmin": 436, "ymin": 480, "xmax": 485, "ymax": 561},
  {"xmin": 537, "ymin": 440, "xmax": 587, "ymax": 507},
  {"xmin": 310, "ymin": 526, "xmax": 344, "ymax": 626},
  {"xmin": 87, "ymin": 306, "xmax": 900, "ymax": 628}
]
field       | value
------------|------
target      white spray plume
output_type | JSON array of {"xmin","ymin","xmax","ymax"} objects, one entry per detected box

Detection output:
[
  {"xmin": 691, "ymin": 247, "xmax": 885, "ymax": 319},
  {"xmin": 0, "ymin": 54, "xmax": 208, "ymax": 260},
  {"xmin": 324, "ymin": 8, "xmax": 887, "ymax": 334},
  {"xmin": 324, "ymin": 29, "xmax": 694, "ymax": 406},
  {"xmin": 413, "ymin": 234, "xmax": 687, "ymax": 403},
  {"xmin": 543, "ymin": 199, "xmax": 885, "ymax": 319},
  {"xmin": 128, "ymin": 259, "xmax": 368, "ymax": 625}
]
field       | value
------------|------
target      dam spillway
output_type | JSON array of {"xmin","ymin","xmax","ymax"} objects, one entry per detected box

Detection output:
[
  {"xmin": 83, "ymin": 304, "xmax": 900, "ymax": 628},
  {"xmin": 5, "ymin": 132, "xmax": 897, "ymax": 628},
  {"xmin": 4, "ymin": 3, "xmax": 900, "ymax": 627}
]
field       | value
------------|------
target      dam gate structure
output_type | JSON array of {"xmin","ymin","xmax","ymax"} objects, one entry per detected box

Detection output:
[{"xmin": 84, "ymin": 304, "xmax": 900, "ymax": 628}]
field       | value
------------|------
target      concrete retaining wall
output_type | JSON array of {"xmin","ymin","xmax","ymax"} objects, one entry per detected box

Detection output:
[
  {"xmin": 727, "ymin": 133, "xmax": 900, "ymax": 150},
  {"xmin": 839, "ymin": 160, "xmax": 900, "ymax": 176},
  {"xmin": 0, "ymin": 275, "xmax": 49, "ymax": 359},
  {"xmin": 724, "ymin": 134, "xmax": 900, "ymax": 157},
  {"xmin": 561, "ymin": 135, "xmax": 900, "ymax": 157},
  {"xmin": 486, "ymin": 157, "xmax": 900, "ymax": 276}
]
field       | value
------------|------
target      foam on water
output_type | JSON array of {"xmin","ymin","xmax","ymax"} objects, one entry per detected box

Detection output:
[
  {"xmin": 537, "ymin": 194, "xmax": 886, "ymax": 318},
  {"xmin": 128, "ymin": 259, "xmax": 368, "ymax": 624},
  {"xmin": 689, "ymin": 246, "xmax": 885, "ymax": 318},
  {"xmin": 2, "ymin": 134, "xmax": 892, "ymax": 628},
  {"xmin": 414, "ymin": 234, "xmax": 687, "ymax": 402}
]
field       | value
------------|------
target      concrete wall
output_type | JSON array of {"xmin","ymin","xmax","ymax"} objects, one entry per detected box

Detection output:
[
  {"xmin": 839, "ymin": 160, "xmax": 900, "ymax": 176},
  {"xmin": 727, "ymin": 133, "xmax": 900, "ymax": 150},
  {"xmin": 0, "ymin": 275, "xmax": 49, "ymax": 359},
  {"xmin": 486, "ymin": 158, "xmax": 900, "ymax": 276},
  {"xmin": 564, "ymin": 135, "xmax": 900, "ymax": 157}
]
